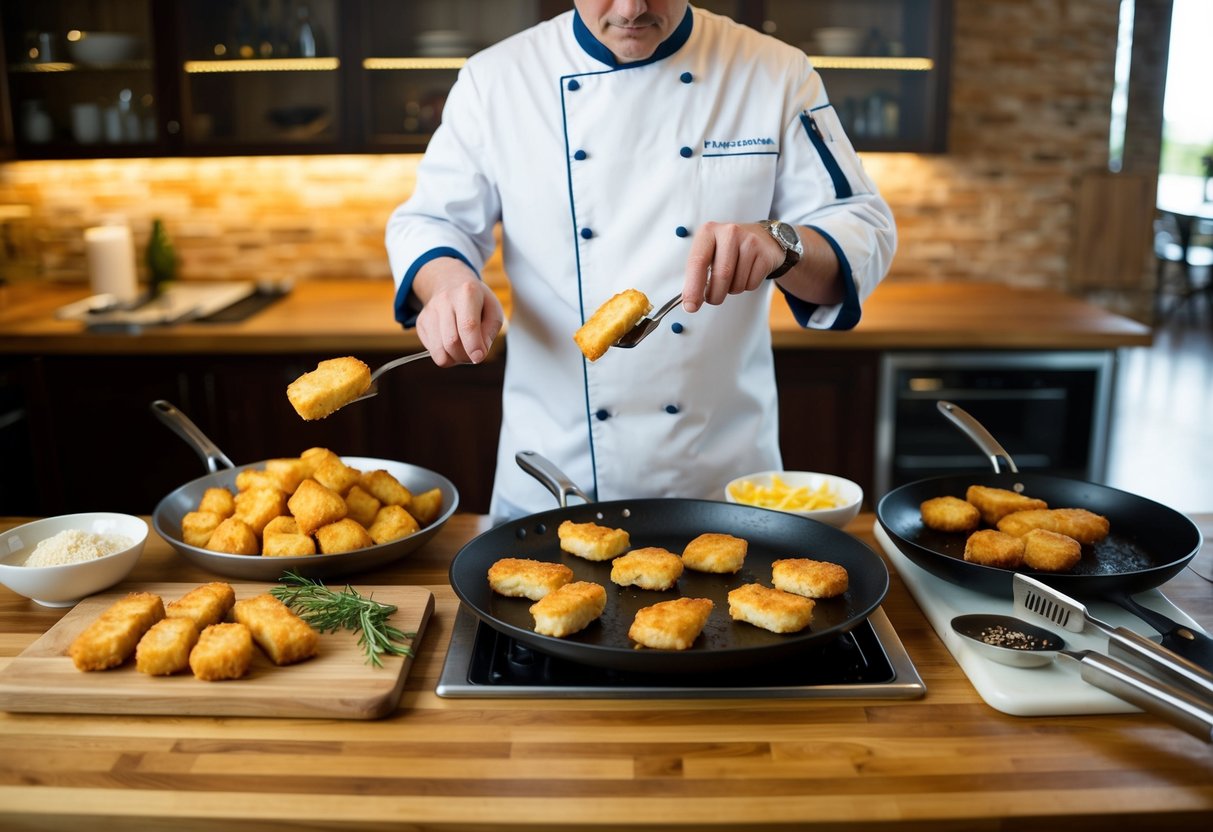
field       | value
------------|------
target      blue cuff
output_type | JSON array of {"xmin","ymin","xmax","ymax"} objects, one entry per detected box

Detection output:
[
  {"xmin": 393, "ymin": 246, "xmax": 478, "ymax": 328},
  {"xmin": 778, "ymin": 225, "xmax": 861, "ymax": 330}
]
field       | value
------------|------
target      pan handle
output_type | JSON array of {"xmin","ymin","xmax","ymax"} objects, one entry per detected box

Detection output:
[
  {"xmin": 515, "ymin": 451, "xmax": 592, "ymax": 508},
  {"xmin": 936, "ymin": 400, "xmax": 1019, "ymax": 474},
  {"xmin": 150, "ymin": 399, "xmax": 236, "ymax": 474}
]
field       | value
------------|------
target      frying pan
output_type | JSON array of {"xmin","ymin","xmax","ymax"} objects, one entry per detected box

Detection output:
[
  {"xmin": 448, "ymin": 451, "xmax": 890, "ymax": 673},
  {"xmin": 877, "ymin": 401, "xmax": 1210, "ymax": 669},
  {"xmin": 150, "ymin": 400, "xmax": 459, "ymax": 580}
]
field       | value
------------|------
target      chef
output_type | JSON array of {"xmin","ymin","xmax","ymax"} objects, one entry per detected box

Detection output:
[{"xmin": 385, "ymin": 1, "xmax": 896, "ymax": 522}]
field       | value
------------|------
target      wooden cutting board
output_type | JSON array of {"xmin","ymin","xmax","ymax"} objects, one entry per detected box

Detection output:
[{"xmin": 0, "ymin": 582, "xmax": 433, "ymax": 720}]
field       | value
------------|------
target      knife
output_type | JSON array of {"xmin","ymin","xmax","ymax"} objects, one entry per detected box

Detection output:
[{"xmin": 1013, "ymin": 573, "xmax": 1213, "ymax": 702}]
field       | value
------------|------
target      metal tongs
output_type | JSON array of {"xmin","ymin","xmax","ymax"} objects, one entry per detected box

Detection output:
[
  {"xmin": 347, "ymin": 350, "xmax": 432, "ymax": 404},
  {"xmin": 612, "ymin": 292, "xmax": 683, "ymax": 349}
]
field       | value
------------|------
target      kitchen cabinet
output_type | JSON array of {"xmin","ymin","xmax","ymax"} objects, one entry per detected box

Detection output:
[{"xmin": 2, "ymin": 0, "xmax": 951, "ymax": 158}]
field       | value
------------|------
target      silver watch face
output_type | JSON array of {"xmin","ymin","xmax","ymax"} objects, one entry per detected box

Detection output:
[{"xmin": 772, "ymin": 221, "xmax": 799, "ymax": 249}]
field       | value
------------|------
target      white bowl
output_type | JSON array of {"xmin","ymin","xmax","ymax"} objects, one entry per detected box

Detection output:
[
  {"xmin": 0, "ymin": 513, "xmax": 147, "ymax": 607},
  {"xmin": 813, "ymin": 27, "xmax": 865, "ymax": 56},
  {"xmin": 724, "ymin": 470, "xmax": 863, "ymax": 529},
  {"xmin": 67, "ymin": 32, "xmax": 141, "ymax": 65}
]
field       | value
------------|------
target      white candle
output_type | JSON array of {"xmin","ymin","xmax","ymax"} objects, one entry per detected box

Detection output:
[{"xmin": 84, "ymin": 224, "xmax": 138, "ymax": 303}]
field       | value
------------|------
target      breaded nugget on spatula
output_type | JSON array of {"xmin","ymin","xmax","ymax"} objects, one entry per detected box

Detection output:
[
  {"xmin": 529, "ymin": 581, "xmax": 606, "ymax": 638},
  {"xmin": 628, "ymin": 597, "xmax": 714, "ymax": 650},
  {"xmin": 488, "ymin": 557, "xmax": 575, "ymax": 600},
  {"xmin": 287, "ymin": 356, "xmax": 372, "ymax": 421},
  {"xmin": 573, "ymin": 289, "xmax": 652, "ymax": 361},
  {"xmin": 728, "ymin": 584, "xmax": 815, "ymax": 634},
  {"xmin": 610, "ymin": 547, "xmax": 684, "ymax": 591},
  {"xmin": 69, "ymin": 592, "xmax": 165, "ymax": 671}
]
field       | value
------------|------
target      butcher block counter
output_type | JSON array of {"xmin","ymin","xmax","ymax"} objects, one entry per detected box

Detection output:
[
  {"xmin": 1, "ymin": 512, "xmax": 1210, "ymax": 832},
  {"xmin": 0, "ymin": 278, "xmax": 1153, "ymax": 353}
]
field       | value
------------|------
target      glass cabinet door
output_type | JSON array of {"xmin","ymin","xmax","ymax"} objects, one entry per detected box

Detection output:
[
  {"xmin": 359, "ymin": 0, "xmax": 541, "ymax": 152},
  {"xmin": 177, "ymin": 0, "xmax": 341, "ymax": 151},
  {"xmin": 1, "ymin": 0, "xmax": 160, "ymax": 156}
]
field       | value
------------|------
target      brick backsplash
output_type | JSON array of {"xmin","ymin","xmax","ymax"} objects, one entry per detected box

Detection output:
[{"xmin": 0, "ymin": 0, "xmax": 1167, "ymax": 321}]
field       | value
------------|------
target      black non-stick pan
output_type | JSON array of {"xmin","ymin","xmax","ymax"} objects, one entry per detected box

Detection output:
[
  {"xmin": 150, "ymin": 400, "xmax": 458, "ymax": 580},
  {"xmin": 877, "ymin": 402, "xmax": 1209, "ymax": 668},
  {"xmin": 448, "ymin": 452, "xmax": 890, "ymax": 673}
]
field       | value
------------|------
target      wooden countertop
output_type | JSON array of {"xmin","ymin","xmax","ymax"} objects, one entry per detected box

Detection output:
[
  {"xmin": 0, "ymin": 278, "xmax": 1153, "ymax": 355},
  {"xmin": 1, "ymin": 512, "xmax": 1209, "ymax": 831}
]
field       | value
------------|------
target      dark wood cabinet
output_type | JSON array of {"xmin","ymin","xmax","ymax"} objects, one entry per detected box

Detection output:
[{"xmin": 2, "ymin": 0, "xmax": 951, "ymax": 159}]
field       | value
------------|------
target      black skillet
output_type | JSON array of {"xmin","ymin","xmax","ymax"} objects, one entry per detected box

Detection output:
[
  {"xmin": 876, "ymin": 401, "xmax": 1210, "ymax": 669},
  {"xmin": 448, "ymin": 451, "xmax": 890, "ymax": 673}
]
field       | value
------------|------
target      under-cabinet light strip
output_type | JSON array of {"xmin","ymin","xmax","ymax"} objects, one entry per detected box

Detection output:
[
  {"xmin": 183, "ymin": 58, "xmax": 340, "ymax": 73},
  {"xmin": 809, "ymin": 56, "xmax": 934, "ymax": 71},
  {"xmin": 363, "ymin": 57, "xmax": 468, "ymax": 70}
]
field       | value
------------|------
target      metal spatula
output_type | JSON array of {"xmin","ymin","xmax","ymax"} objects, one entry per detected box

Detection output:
[
  {"xmin": 1013, "ymin": 573, "xmax": 1213, "ymax": 702},
  {"xmin": 347, "ymin": 350, "xmax": 432, "ymax": 405}
]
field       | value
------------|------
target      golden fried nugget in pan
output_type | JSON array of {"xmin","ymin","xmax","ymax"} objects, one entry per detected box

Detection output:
[
  {"xmin": 771, "ymin": 558, "xmax": 849, "ymax": 599},
  {"xmin": 681, "ymin": 532, "xmax": 748, "ymax": 574},
  {"xmin": 629, "ymin": 597, "xmax": 714, "ymax": 649},
  {"xmin": 728, "ymin": 584, "xmax": 815, "ymax": 634},
  {"xmin": 963, "ymin": 529, "xmax": 1025, "ymax": 568},
  {"xmin": 1022, "ymin": 528, "xmax": 1083, "ymax": 572},
  {"xmin": 997, "ymin": 508, "xmax": 1109, "ymax": 544},
  {"xmin": 920, "ymin": 495, "xmax": 981, "ymax": 533},
  {"xmin": 489, "ymin": 557, "xmax": 575, "ymax": 600},
  {"xmin": 965, "ymin": 485, "xmax": 1048, "ymax": 526},
  {"xmin": 610, "ymin": 547, "xmax": 685, "ymax": 591},
  {"xmin": 558, "ymin": 520, "xmax": 630, "ymax": 562},
  {"xmin": 529, "ymin": 581, "xmax": 607, "ymax": 638}
]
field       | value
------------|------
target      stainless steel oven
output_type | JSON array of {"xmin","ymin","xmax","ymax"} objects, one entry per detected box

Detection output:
[{"xmin": 875, "ymin": 351, "xmax": 1115, "ymax": 499}]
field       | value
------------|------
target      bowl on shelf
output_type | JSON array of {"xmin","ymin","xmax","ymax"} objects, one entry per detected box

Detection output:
[
  {"xmin": 67, "ymin": 32, "xmax": 141, "ymax": 65},
  {"xmin": 0, "ymin": 513, "xmax": 147, "ymax": 607},
  {"xmin": 724, "ymin": 470, "xmax": 863, "ymax": 529},
  {"xmin": 811, "ymin": 27, "xmax": 865, "ymax": 56}
]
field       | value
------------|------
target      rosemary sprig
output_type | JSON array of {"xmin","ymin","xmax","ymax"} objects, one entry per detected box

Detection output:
[{"xmin": 270, "ymin": 571, "xmax": 416, "ymax": 668}]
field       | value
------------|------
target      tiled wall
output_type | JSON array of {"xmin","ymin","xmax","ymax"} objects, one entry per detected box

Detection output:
[{"xmin": 0, "ymin": 0, "xmax": 1167, "ymax": 319}]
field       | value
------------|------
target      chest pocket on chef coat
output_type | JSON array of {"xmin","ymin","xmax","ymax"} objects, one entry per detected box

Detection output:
[
  {"xmin": 695, "ymin": 153, "xmax": 778, "ymax": 220},
  {"xmin": 801, "ymin": 105, "xmax": 873, "ymax": 200}
]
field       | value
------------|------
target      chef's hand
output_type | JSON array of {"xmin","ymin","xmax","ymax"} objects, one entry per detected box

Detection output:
[
  {"xmin": 681, "ymin": 221, "xmax": 842, "ymax": 313},
  {"xmin": 413, "ymin": 258, "xmax": 504, "ymax": 367}
]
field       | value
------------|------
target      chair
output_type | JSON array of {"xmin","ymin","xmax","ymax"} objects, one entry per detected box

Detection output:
[{"xmin": 1154, "ymin": 210, "xmax": 1213, "ymax": 321}]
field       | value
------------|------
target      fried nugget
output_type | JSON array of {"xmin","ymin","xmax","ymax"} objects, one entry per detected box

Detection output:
[
  {"xmin": 264, "ymin": 457, "xmax": 308, "ymax": 493},
  {"xmin": 408, "ymin": 487, "xmax": 444, "ymax": 526},
  {"xmin": 628, "ymin": 597, "xmax": 714, "ymax": 650},
  {"xmin": 681, "ymin": 532, "xmax": 748, "ymax": 574},
  {"xmin": 996, "ymin": 508, "xmax": 1110, "ymax": 545},
  {"xmin": 771, "ymin": 558, "xmax": 849, "ymax": 599},
  {"xmin": 488, "ymin": 557, "xmax": 575, "ymax": 600},
  {"xmin": 181, "ymin": 510, "xmax": 223, "ymax": 547},
  {"xmin": 965, "ymin": 485, "xmax": 1049, "ymax": 526},
  {"xmin": 262, "ymin": 533, "xmax": 318, "ymax": 557},
  {"xmin": 963, "ymin": 529, "xmax": 1025, "ymax": 568},
  {"xmin": 1022, "ymin": 528, "xmax": 1083, "ymax": 572},
  {"xmin": 287, "ymin": 356, "xmax": 372, "ymax": 421},
  {"xmin": 68, "ymin": 592, "xmax": 166, "ymax": 671},
  {"xmin": 529, "ymin": 581, "xmax": 607, "ymax": 638},
  {"xmin": 344, "ymin": 484, "xmax": 382, "ymax": 528},
  {"xmin": 204, "ymin": 516, "xmax": 260, "ymax": 555},
  {"xmin": 197, "ymin": 487, "xmax": 235, "ymax": 518},
  {"xmin": 235, "ymin": 469, "xmax": 286, "ymax": 494},
  {"xmin": 232, "ymin": 593, "xmax": 318, "ymax": 666},
  {"xmin": 233, "ymin": 486, "xmax": 288, "ymax": 535},
  {"xmin": 262, "ymin": 515, "xmax": 300, "ymax": 537},
  {"xmin": 288, "ymin": 478, "xmax": 348, "ymax": 536},
  {"xmin": 920, "ymin": 496, "xmax": 981, "ymax": 533},
  {"xmin": 609, "ymin": 547, "xmax": 684, "ymax": 591},
  {"xmin": 315, "ymin": 518, "xmax": 374, "ymax": 554},
  {"xmin": 166, "ymin": 582, "xmax": 236, "ymax": 629},
  {"xmin": 299, "ymin": 447, "xmax": 340, "ymax": 477},
  {"xmin": 360, "ymin": 469, "xmax": 413, "ymax": 508},
  {"xmin": 573, "ymin": 288, "xmax": 653, "ymax": 361},
  {"xmin": 135, "ymin": 617, "xmax": 200, "ymax": 676},
  {"xmin": 727, "ymin": 584, "xmax": 815, "ymax": 634},
  {"xmin": 314, "ymin": 456, "xmax": 362, "ymax": 496},
  {"xmin": 190, "ymin": 622, "xmax": 253, "ymax": 681},
  {"xmin": 557, "ymin": 520, "xmax": 630, "ymax": 562},
  {"xmin": 367, "ymin": 504, "xmax": 421, "ymax": 545}
]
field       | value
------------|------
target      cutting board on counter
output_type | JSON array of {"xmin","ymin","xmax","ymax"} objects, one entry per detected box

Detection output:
[
  {"xmin": 873, "ymin": 522, "xmax": 1207, "ymax": 717},
  {"xmin": 0, "ymin": 582, "xmax": 432, "ymax": 720}
]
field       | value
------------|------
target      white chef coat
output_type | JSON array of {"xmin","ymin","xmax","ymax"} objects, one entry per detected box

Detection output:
[{"xmin": 386, "ymin": 6, "xmax": 896, "ymax": 523}]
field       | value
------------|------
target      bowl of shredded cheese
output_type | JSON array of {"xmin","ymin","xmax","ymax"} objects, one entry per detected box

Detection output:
[
  {"xmin": 724, "ymin": 470, "xmax": 863, "ymax": 528},
  {"xmin": 0, "ymin": 513, "xmax": 147, "ymax": 607}
]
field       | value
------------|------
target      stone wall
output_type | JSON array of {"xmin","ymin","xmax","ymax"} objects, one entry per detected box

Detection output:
[{"xmin": 0, "ymin": 0, "xmax": 1172, "ymax": 320}]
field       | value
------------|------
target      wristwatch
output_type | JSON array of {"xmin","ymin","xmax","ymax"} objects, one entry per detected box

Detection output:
[{"xmin": 758, "ymin": 219, "xmax": 803, "ymax": 279}]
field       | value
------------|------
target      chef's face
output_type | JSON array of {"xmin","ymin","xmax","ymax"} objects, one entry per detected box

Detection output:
[{"xmin": 575, "ymin": 0, "xmax": 689, "ymax": 63}]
